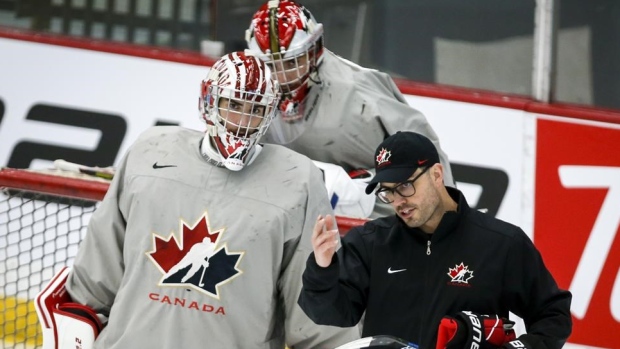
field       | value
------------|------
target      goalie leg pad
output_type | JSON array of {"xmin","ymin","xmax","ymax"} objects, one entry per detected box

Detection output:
[{"xmin": 35, "ymin": 267, "xmax": 103, "ymax": 349}]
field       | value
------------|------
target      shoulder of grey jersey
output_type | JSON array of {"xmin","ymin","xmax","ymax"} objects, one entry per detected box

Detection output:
[
  {"xmin": 320, "ymin": 50, "xmax": 404, "ymax": 98},
  {"xmin": 257, "ymin": 143, "xmax": 324, "ymax": 182},
  {"xmin": 121, "ymin": 125, "xmax": 202, "ymax": 170},
  {"xmin": 129, "ymin": 125, "xmax": 322, "ymax": 178},
  {"xmin": 123, "ymin": 126, "xmax": 327, "ymax": 210},
  {"xmin": 133, "ymin": 125, "xmax": 199, "ymax": 145},
  {"xmin": 131, "ymin": 126, "xmax": 319, "ymax": 171},
  {"xmin": 248, "ymin": 143, "xmax": 330, "ymax": 212}
]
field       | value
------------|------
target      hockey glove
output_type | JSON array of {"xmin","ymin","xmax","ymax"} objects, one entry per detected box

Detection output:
[
  {"xmin": 35, "ymin": 267, "xmax": 104, "ymax": 349},
  {"xmin": 501, "ymin": 334, "xmax": 541, "ymax": 349},
  {"xmin": 436, "ymin": 311, "xmax": 516, "ymax": 349}
]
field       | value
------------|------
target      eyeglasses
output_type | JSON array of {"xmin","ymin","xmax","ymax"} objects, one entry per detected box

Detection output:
[{"xmin": 375, "ymin": 167, "xmax": 430, "ymax": 204}]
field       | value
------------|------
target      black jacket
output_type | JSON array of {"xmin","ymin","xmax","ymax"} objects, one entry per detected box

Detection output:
[{"xmin": 299, "ymin": 187, "xmax": 572, "ymax": 349}]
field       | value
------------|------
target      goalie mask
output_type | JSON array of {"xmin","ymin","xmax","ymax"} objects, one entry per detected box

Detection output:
[
  {"xmin": 199, "ymin": 51, "xmax": 279, "ymax": 171},
  {"xmin": 246, "ymin": 0, "xmax": 324, "ymax": 122}
]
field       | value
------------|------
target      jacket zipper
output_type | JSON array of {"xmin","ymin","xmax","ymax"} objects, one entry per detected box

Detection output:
[{"xmin": 426, "ymin": 240, "xmax": 431, "ymax": 255}]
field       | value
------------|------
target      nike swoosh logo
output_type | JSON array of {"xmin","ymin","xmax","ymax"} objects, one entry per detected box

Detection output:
[
  {"xmin": 417, "ymin": 159, "xmax": 428, "ymax": 165},
  {"xmin": 387, "ymin": 267, "xmax": 407, "ymax": 274},
  {"xmin": 153, "ymin": 162, "xmax": 177, "ymax": 169}
]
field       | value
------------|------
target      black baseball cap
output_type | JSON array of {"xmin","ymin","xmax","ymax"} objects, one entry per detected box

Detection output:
[{"xmin": 365, "ymin": 131, "xmax": 440, "ymax": 194}]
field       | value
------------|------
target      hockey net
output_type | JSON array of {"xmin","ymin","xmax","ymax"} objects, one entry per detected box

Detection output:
[
  {"xmin": 0, "ymin": 168, "xmax": 109, "ymax": 348},
  {"xmin": 0, "ymin": 167, "xmax": 366, "ymax": 349}
]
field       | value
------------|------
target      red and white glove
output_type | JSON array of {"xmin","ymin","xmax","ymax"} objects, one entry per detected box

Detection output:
[
  {"xmin": 35, "ymin": 267, "xmax": 104, "ymax": 349},
  {"xmin": 436, "ymin": 311, "xmax": 516, "ymax": 349}
]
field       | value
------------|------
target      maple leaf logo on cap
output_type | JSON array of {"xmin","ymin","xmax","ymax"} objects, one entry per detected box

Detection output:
[
  {"xmin": 376, "ymin": 147, "xmax": 392, "ymax": 166},
  {"xmin": 147, "ymin": 212, "xmax": 243, "ymax": 299}
]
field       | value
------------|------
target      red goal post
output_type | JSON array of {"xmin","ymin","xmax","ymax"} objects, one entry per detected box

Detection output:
[{"xmin": 0, "ymin": 167, "xmax": 367, "ymax": 348}]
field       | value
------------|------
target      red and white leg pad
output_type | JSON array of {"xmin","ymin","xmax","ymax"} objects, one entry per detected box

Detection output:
[{"xmin": 35, "ymin": 266, "xmax": 103, "ymax": 349}]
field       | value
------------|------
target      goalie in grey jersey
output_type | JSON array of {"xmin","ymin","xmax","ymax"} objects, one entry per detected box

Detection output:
[
  {"xmin": 246, "ymin": 0, "xmax": 454, "ymax": 218},
  {"xmin": 37, "ymin": 51, "xmax": 359, "ymax": 349}
]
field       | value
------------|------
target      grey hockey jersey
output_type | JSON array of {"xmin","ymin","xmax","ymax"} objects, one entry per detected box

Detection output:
[
  {"xmin": 264, "ymin": 50, "xmax": 454, "ymax": 187},
  {"xmin": 66, "ymin": 126, "xmax": 359, "ymax": 348}
]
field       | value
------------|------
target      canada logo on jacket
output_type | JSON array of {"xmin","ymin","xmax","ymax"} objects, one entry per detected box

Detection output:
[{"xmin": 447, "ymin": 262, "xmax": 474, "ymax": 286}]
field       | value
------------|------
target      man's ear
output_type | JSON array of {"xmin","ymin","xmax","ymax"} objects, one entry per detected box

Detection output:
[{"xmin": 432, "ymin": 163, "xmax": 444, "ymax": 184}]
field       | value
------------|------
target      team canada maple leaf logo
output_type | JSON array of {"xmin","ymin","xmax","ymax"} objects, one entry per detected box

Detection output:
[
  {"xmin": 447, "ymin": 262, "xmax": 474, "ymax": 284},
  {"xmin": 147, "ymin": 213, "xmax": 243, "ymax": 299},
  {"xmin": 376, "ymin": 147, "xmax": 392, "ymax": 166}
]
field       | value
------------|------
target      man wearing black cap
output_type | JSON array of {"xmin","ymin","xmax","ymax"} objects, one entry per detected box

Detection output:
[{"xmin": 298, "ymin": 131, "xmax": 572, "ymax": 349}]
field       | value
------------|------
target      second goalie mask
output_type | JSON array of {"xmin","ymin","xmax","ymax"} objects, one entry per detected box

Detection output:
[
  {"xmin": 246, "ymin": 0, "xmax": 324, "ymax": 122},
  {"xmin": 200, "ymin": 51, "xmax": 280, "ymax": 171}
]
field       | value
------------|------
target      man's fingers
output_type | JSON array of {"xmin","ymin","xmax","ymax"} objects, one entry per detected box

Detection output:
[
  {"xmin": 312, "ymin": 215, "xmax": 324, "ymax": 240},
  {"xmin": 324, "ymin": 214, "xmax": 336, "ymax": 231},
  {"xmin": 314, "ymin": 229, "xmax": 339, "ymax": 268},
  {"xmin": 315, "ymin": 229, "xmax": 338, "ymax": 248},
  {"xmin": 313, "ymin": 214, "xmax": 338, "ymax": 240},
  {"xmin": 312, "ymin": 215, "xmax": 339, "ymax": 267}
]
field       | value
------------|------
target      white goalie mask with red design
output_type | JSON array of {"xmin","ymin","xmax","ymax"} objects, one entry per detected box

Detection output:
[
  {"xmin": 199, "ymin": 51, "xmax": 280, "ymax": 171},
  {"xmin": 245, "ymin": 0, "xmax": 324, "ymax": 122}
]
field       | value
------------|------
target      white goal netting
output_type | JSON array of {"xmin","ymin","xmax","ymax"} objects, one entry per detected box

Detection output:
[{"xmin": 0, "ymin": 168, "xmax": 109, "ymax": 349}]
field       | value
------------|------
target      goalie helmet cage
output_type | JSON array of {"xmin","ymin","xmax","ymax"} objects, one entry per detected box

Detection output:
[{"xmin": 0, "ymin": 167, "xmax": 367, "ymax": 349}]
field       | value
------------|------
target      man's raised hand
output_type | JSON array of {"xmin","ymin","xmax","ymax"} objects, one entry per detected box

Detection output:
[{"xmin": 312, "ymin": 214, "xmax": 339, "ymax": 267}]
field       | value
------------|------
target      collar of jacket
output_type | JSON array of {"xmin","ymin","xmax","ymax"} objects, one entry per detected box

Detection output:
[{"xmin": 399, "ymin": 187, "xmax": 470, "ymax": 241}]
